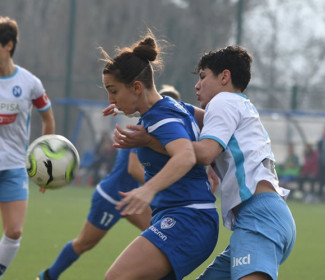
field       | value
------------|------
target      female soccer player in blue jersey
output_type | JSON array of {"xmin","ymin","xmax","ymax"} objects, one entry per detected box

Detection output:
[{"xmin": 101, "ymin": 30, "xmax": 219, "ymax": 280}]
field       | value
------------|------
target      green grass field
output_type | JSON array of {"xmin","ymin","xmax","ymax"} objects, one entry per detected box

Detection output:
[{"xmin": 2, "ymin": 184, "xmax": 325, "ymax": 280}]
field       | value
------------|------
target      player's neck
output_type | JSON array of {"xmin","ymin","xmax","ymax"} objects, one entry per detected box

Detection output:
[{"xmin": 0, "ymin": 59, "xmax": 15, "ymax": 77}]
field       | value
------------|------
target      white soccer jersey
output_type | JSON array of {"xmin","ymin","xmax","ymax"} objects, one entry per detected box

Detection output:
[
  {"xmin": 0, "ymin": 66, "xmax": 51, "ymax": 171},
  {"xmin": 200, "ymin": 92, "xmax": 289, "ymax": 230}
]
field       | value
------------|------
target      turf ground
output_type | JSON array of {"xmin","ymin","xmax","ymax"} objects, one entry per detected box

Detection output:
[{"xmin": 2, "ymin": 184, "xmax": 325, "ymax": 280}]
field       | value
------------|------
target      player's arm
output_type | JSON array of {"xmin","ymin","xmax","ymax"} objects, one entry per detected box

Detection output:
[
  {"xmin": 117, "ymin": 138, "xmax": 196, "ymax": 216},
  {"xmin": 206, "ymin": 164, "xmax": 219, "ymax": 194},
  {"xmin": 128, "ymin": 150, "xmax": 145, "ymax": 184},
  {"xmin": 40, "ymin": 107, "xmax": 55, "ymax": 135},
  {"xmin": 192, "ymin": 139, "xmax": 223, "ymax": 165}
]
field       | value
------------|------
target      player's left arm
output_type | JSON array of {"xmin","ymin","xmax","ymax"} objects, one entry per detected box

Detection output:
[
  {"xmin": 38, "ymin": 107, "xmax": 55, "ymax": 193},
  {"xmin": 40, "ymin": 108, "xmax": 55, "ymax": 135}
]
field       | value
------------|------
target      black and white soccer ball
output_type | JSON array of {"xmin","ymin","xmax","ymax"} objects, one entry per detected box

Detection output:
[{"xmin": 26, "ymin": 134, "xmax": 80, "ymax": 189}]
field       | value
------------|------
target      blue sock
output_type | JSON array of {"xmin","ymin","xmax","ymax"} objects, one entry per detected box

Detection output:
[{"xmin": 48, "ymin": 241, "xmax": 79, "ymax": 280}]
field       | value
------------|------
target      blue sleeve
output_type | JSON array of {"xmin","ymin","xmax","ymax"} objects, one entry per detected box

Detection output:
[
  {"xmin": 151, "ymin": 122, "xmax": 191, "ymax": 147},
  {"xmin": 182, "ymin": 102, "xmax": 194, "ymax": 116}
]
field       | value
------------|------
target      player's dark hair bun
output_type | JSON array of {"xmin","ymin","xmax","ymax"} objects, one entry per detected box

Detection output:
[{"xmin": 133, "ymin": 37, "xmax": 158, "ymax": 62}]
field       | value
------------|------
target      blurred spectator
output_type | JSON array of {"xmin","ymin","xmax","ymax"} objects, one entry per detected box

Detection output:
[
  {"xmin": 277, "ymin": 143, "xmax": 301, "ymax": 188},
  {"xmin": 297, "ymin": 143, "xmax": 318, "ymax": 201},
  {"xmin": 91, "ymin": 131, "xmax": 117, "ymax": 185},
  {"xmin": 158, "ymin": 84, "xmax": 181, "ymax": 101},
  {"xmin": 317, "ymin": 127, "xmax": 325, "ymax": 199}
]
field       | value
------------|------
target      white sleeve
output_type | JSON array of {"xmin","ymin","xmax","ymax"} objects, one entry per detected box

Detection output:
[{"xmin": 200, "ymin": 94, "xmax": 240, "ymax": 149}]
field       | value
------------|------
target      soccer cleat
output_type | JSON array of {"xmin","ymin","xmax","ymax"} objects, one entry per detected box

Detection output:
[{"xmin": 36, "ymin": 269, "xmax": 52, "ymax": 280}]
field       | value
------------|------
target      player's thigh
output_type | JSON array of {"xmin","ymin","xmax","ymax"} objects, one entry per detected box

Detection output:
[
  {"xmin": 0, "ymin": 168, "xmax": 28, "ymax": 202},
  {"xmin": 105, "ymin": 236, "xmax": 172, "ymax": 280},
  {"xmin": 0, "ymin": 200, "xmax": 27, "ymax": 236},
  {"xmin": 87, "ymin": 189, "xmax": 122, "ymax": 230}
]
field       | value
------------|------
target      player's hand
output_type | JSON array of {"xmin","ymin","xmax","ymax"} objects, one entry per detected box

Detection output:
[
  {"xmin": 113, "ymin": 123, "xmax": 151, "ymax": 148},
  {"xmin": 206, "ymin": 164, "xmax": 219, "ymax": 194},
  {"xmin": 102, "ymin": 104, "xmax": 117, "ymax": 116},
  {"xmin": 39, "ymin": 187, "xmax": 47, "ymax": 193},
  {"xmin": 116, "ymin": 186, "xmax": 155, "ymax": 216}
]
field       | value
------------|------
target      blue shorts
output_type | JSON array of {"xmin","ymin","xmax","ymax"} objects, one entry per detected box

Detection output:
[
  {"xmin": 197, "ymin": 193, "xmax": 296, "ymax": 280},
  {"xmin": 0, "ymin": 168, "xmax": 29, "ymax": 202},
  {"xmin": 141, "ymin": 206, "xmax": 219, "ymax": 280},
  {"xmin": 87, "ymin": 184, "xmax": 124, "ymax": 230}
]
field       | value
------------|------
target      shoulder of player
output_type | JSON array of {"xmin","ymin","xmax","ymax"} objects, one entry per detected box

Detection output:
[
  {"xmin": 15, "ymin": 65, "xmax": 41, "ymax": 82},
  {"xmin": 209, "ymin": 92, "xmax": 247, "ymax": 107}
]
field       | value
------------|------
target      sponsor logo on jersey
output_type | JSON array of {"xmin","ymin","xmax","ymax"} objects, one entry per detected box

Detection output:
[
  {"xmin": 12, "ymin": 85, "xmax": 22, "ymax": 97},
  {"xmin": 149, "ymin": 225, "xmax": 167, "ymax": 241},
  {"xmin": 160, "ymin": 217, "xmax": 176, "ymax": 229},
  {"xmin": 0, "ymin": 102, "xmax": 20, "ymax": 125},
  {"xmin": 232, "ymin": 254, "xmax": 251, "ymax": 267}
]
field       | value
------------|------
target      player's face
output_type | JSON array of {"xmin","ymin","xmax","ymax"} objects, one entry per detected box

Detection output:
[
  {"xmin": 102, "ymin": 74, "xmax": 139, "ymax": 115},
  {"xmin": 195, "ymin": 68, "xmax": 223, "ymax": 109}
]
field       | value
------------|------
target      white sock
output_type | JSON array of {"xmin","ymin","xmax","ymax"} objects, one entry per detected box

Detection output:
[{"xmin": 0, "ymin": 234, "xmax": 21, "ymax": 278}]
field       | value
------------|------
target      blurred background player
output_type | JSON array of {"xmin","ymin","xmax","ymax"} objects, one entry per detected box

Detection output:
[
  {"xmin": 90, "ymin": 131, "xmax": 117, "ymax": 185},
  {"xmin": 37, "ymin": 148, "xmax": 151, "ymax": 280},
  {"xmin": 0, "ymin": 16, "xmax": 55, "ymax": 278},
  {"xmin": 297, "ymin": 143, "xmax": 318, "ymax": 202},
  {"xmin": 158, "ymin": 84, "xmax": 181, "ymax": 101}
]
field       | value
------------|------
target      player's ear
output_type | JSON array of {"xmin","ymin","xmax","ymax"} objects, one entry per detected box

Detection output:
[
  {"xmin": 221, "ymin": 69, "xmax": 231, "ymax": 85},
  {"xmin": 132, "ymin": 81, "xmax": 143, "ymax": 96},
  {"xmin": 5, "ymin": 41, "xmax": 14, "ymax": 52}
]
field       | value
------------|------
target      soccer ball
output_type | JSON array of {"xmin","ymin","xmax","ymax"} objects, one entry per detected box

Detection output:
[{"xmin": 26, "ymin": 134, "xmax": 80, "ymax": 189}]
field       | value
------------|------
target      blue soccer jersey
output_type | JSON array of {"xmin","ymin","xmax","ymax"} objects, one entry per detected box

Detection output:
[
  {"xmin": 98, "ymin": 148, "xmax": 139, "ymax": 200},
  {"xmin": 137, "ymin": 96, "xmax": 216, "ymax": 213}
]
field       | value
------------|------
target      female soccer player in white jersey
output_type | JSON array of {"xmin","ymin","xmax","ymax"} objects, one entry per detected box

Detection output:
[
  {"xmin": 0, "ymin": 16, "xmax": 55, "ymax": 278},
  {"xmin": 112, "ymin": 46, "xmax": 296, "ymax": 280},
  {"xmin": 192, "ymin": 46, "xmax": 296, "ymax": 280},
  {"xmin": 101, "ymin": 30, "xmax": 219, "ymax": 280}
]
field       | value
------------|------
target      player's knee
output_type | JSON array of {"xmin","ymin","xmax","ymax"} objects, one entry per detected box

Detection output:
[{"xmin": 5, "ymin": 229, "xmax": 22, "ymax": 240}]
